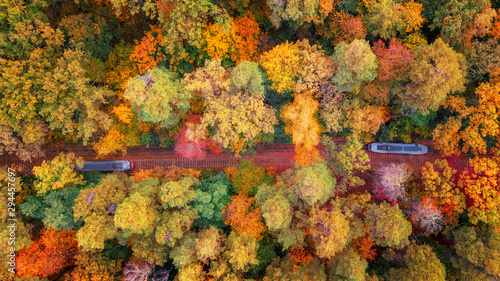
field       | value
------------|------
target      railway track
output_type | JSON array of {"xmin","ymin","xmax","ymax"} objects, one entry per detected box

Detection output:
[{"xmin": 0, "ymin": 142, "xmax": 473, "ymax": 173}]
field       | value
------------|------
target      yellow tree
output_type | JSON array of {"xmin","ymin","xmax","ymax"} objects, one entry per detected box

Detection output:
[
  {"xmin": 33, "ymin": 153, "xmax": 84, "ymax": 194},
  {"xmin": 433, "ymin": 81, "xmax": 500, "ymax": 156},
  {"xmin": 282, "ymin": 92, "xmax": 322, "ymax": 166},
  {"xmin": 259, "ymin": 40, "xmax": 334, "ymax": 94},
  {"xmin": 420, "ymin": 159, "xmax": 465, "ymax": 225},
  {"xmin": 184, "ymin": 59, "xmax": 277, "ymax": 155},
  {"xmin": 458, "ymin": 152, "xmax": 500, "ymax": 226}
]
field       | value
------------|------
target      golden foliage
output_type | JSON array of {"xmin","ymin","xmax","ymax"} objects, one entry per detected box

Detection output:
[
  {"xmin": 402, "ymin": 1, "xmax": 425, "ymax": 33},
  {"xmin": 223, "ymin": 193, "xmax": 267, "ymax": 240},
  {"xmin": 93, "ymin": 128, "xmax": 127, "ymax": 157},
  {"xmin": 166, "ymin": 167, "xmax": 201, "ymax": 181},
  {"xmin": 112, "ymin": 103, "xmax": 134, "ymax": 124},
  {"xmin": 282, "ymin": 92, "xmax": 322, "ymax": 166},
  {"xmin": 421, "ymin": 159, "xmax": 465, "ymax": 225}
]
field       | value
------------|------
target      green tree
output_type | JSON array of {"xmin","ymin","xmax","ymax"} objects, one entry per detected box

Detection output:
[
  {"xmin": 231, "ymin": 61, "xmax": 266, "ymax": 97},
  {"xmin": 191, "ymin": 172, "xmax": 232, "ymax": 228},
  {"xmin": 20, "ymin": 186, "xmax": 82, "ymax": 230},
  {"xmin": 332, "ymin": 39, "xmax": 378, "ymax": 92},
  {"xmin": 124, "ymin": 67, "xmax": 192, "ymax": 128}
]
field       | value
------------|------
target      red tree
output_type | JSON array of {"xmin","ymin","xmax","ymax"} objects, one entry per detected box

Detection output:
[{"xmin": 174, "ymin": 115, "xmax": 222, "ymax": 159}]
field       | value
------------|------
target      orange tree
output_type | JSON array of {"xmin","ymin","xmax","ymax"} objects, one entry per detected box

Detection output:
[
  {"xmin": 222, "ymin": 193, "xmax": 267, "ymax": 241},
  {"xmin": 281, "ymin": 92, "xmax": 322, "ymax": 166},
  {"xmin": 17, "ymin": 228, "xmax": 78, "ymax": 278}
]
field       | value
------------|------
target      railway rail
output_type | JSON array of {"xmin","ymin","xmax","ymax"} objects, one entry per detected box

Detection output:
[{"xmin": 0, "ymin": 142, "xmax": 473, "ymax": 173}]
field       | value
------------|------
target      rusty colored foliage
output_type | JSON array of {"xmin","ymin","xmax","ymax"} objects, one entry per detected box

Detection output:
[
  {"xmin": 17, "ymin": 228, "xmax": 78, "ymax": 278},
  {"xmin": 223, "ymin": 193, "xmax": 267, "ymax": 240}
]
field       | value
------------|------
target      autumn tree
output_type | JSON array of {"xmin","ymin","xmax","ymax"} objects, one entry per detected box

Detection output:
[
  {"xmin": 309, "ymin": 205, "xmax": 351, "ymax": 259},
  {"xmin": 267, "ymin": 0, "xmax": 335, "ymax": 28},
  {"xmin": 327, "ymin": 248, "xmax": 368, "ymax": 281},
  {"xmin": 41, "ymin": 48, "xmax": 113, "ymax": 144},
  {"xmin": 17, "ymin": 228, "xmax": 78, "ymax": 278},
  {"xmin": 323, "ymin": 135, "xmax": 370, "ymax": 193},
  {"xmin": 33, "ymin": 153, "xmax": 84, "ymax": 194},
  {"xmin": 226, "ymin": 231, "xmax": 260, "ymax": 272},
  {"xmin": 93, "ymin": 128, "xmax": 127, "ymax": 157},
  {"xmin": 160, "ymin": 0, "xmax": 229, "ymax": 60},
  {"xmin": 73, "ymin": 173, "xmax": 133, "ymax": 249},
  {"xmin": 58, "ymin": 13, "xmax": 114, "ymax": 60},
  {"xmin": 230, "ymin": 160, "xmax": 273, "ymax": 196},
  {"xmin": 262, "ymin": 255, "xmax": 327, "ymax": 280},
  {"xmin": 259, "ymin": 40, "xmax": 335, "ymax": 94},
  {"xmin": 288, "ymin": 161, "xmax": 336, "ymax": 207},
  {"xmin": 332, "ymin": 39, "xmax": 378, "ymax": 92},
  {"xmin": 364, "ymin": 202, "xmax": 412, "ymax": 248},
  {"xmin": 409, "ymin": 197, "xmax": 445, "ymax": 235},
  {"xmin": 124, "ymin": 67, "xmax": 192, "ymax": 128},
  {"xmin": 365, "ymin": 0, "xmax": 424, "ymax": 40},
  {"xmin": 386, "ymin": 242, "xmax": 446, "ymax": 281},
  {"xmin": 399, "ymin": 38, "xmax": 466, "ymax": 113},
  {"xmin": 233, "ymin": 13, "xmax": 261, "ymax": 62},
  {"xmin": 183, "ymin": 59, "xmax": 277, "ymax": 155},
  {"xmin": 433, "ymin": 80, "xmax": 500, "ymax": 156},
  {"xmin": 339, "ymin": 98, "xmax": 389, "ymax": 135},
  {"xmin": 223, "ymin": 193, "xmax": 266, "ymax": 240},
  {"xmin": 71, "ymin": 249, "xmax": 122, "ymax": 281},
  {"xmin": 420, "ymin": 159, "xmax": 465, "ymax": 225},
  {"xmin": 281, "ymin": 92, "xmax": 322, "ymax": 166},
  {"xmin": 457, "ymin": 154, "xmax": 500, "ymax": 225},
  {"xmin": 430, "ymin": 0, "xmax": 495, "ymax": 49},
  {"xmin": 365, "ymin": 39, "xmax": 413, "ymax": 105},
  {"xmin": 201, "ymin": 20, "xmax": 240, "ymax": 62},
  {"xmin": 105, "ymin": 41, "xmax": 139, "ymax": 92},
  {"xmin": 0, "ymin": 20, "xmax": 112, "ymax": 160},
  {"xmin": 464, "ymin": 39, "xmax": 500, "ymax": 82},
  {"xmin": 129, "ymin": 25, "xmax": 166, "ymax": 74},
  {"xmin": 174, "ymin": 115, "xmax": 210, "ymax": 159},
  {"xmin": 317, "ymin": 11, "xmax": 366, "ymax": 46},
  {"xmin": 373, "ymin": 163, "xmax": 411, "ymax": 204},
  {"xmin": 453, "ymin": 226, "xmax": 500, "ymax": 280},
  {"xmin": 255, "ymin": 183, "xmax": 293, "ymax": 232}
]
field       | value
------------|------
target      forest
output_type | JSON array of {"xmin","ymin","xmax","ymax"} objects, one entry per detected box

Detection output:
[{"xmin": 2, "ymin": 0, "xmax": 500, "ymax": 280}]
